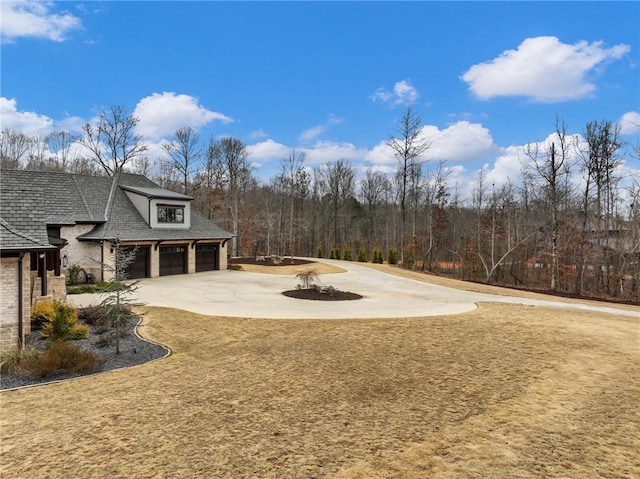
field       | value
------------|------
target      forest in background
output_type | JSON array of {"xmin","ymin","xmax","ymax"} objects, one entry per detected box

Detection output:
[{"xmin": 2, "ymin": 105, "xmax": 639, "ymax": 302}]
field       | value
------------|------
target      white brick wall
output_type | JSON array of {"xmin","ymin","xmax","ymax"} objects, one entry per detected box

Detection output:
[{"xmin": 60, "ymin": 225, "xmax": 103, "ymax": 283}]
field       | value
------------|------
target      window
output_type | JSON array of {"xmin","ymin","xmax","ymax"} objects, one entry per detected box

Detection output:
[{"xmin": 157, "ymin": 205, "xmax": 184, "ymax": 224}]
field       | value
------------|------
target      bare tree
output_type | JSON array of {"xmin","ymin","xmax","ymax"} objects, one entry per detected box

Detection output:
[
  {"xmin": 318, "ymin": 159, "xmax": 357, "ymax": 250},
  {"xmin": 207, "ymin": 137, "xmax": 253, "ymax": 256},
  {"xmin": 360, "ymin": 168, "xmax": 389, "ymax": 252},
  {"xmin": 78, "ymin": 105, "xmax": 148, "ymax": 176},
  {"xmin": 576, "ymin": 120, "xmax": 623, "ymax": 294},
  {"xmin": 279, "ymin": 149, "xmax": 307, "ymax": 260},
  {"xmin": 0, "ymin": 128, "xmax": 34, "ymax": 169},
  {"xmin": 47, "ymin": 130, "xmax": 79, "ymax": 171},
  {"xmin": 386, "ymin": 104, "xmax": 430, "ymax": 261},
  {"xmin": 524, "ymin": 117, "xmax": 570, "ymax": 291},
  {"xmin": 161, "ymin": 126, "xmax": 202, "ymax": 195}
]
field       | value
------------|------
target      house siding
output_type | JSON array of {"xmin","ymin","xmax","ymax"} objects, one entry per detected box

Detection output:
[
  {"xmin": 0, "ymin": 255, "xmax": 31, "ymax": 354},
  {"xmin": 61, "ymin": 224, "xmax": 103, "ymax": 283},
  {"xmin": 124, "ymin": 191, "xmax": 150, "ymax": 223}
]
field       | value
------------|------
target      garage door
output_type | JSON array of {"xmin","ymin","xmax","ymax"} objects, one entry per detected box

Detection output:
[
  {"xmin": 123, "ymin": 246, "xmax": 150, "ymax": 279},
  {"xmin": 159, "ymin": 245, "xmax": 187, "ymax": 276},
  {"xmin": 196, "ymin": 243, "xmax": 219, "ymax": 272}
]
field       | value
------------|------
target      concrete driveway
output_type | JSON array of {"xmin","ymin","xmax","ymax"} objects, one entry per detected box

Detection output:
[{"xmin": 69, "ymin": 259, "xmax": 639, "ymax": 319}]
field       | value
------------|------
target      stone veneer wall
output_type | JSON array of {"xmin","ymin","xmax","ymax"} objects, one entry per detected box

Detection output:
[
  {"xmin": 219, "ymin": 242, "xmax": 228, "ymax": 270},
  {"xmin": 0, "ymin": 255, "xmax": 31, "ymax": 354}
]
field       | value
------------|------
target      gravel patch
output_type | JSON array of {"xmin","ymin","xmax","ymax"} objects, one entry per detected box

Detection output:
[{"xmin": 0, "ymin": 316, "xmax": 169, "ymax": 391}]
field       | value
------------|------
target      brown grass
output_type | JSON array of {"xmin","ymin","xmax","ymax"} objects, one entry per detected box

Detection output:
[
  {"xmin": 239, "ymin": 261, "xmax": 346, "ymax": 275},
  {"xmin": 0, "ymin": 271, "xmax": 638, "ymax": 478}
]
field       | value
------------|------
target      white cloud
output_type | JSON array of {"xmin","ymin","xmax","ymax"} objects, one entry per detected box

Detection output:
[
  {"xmin": 461, "ymin": 36, "xmax": 630, "ymax": 102},
  {"xmin": 422, "ymin": 121, "xmax": 497, "ymax": 163},
  {"xmin": 300, "ymin": 126, "xmax": 325, "ymax": 142},
  {"xmin": 0, "ymin": 1, "xmax": 82, "ymax": 43},
  {"xmin": 299, "ymin": 114, "xmax": 344, "ymax": 143},
  {"xmin": 364, "ymin": 121, "xmax": 496, "ymax": 172},
  {"xmin": 302, "ymin": 140, "xmax": 367, "ymax": 166},
  {"xmin": 55, "ymin": 115, "xmax": 85, "ymax": 134},
  {"xmin": 371, "ymin": 80, "xmax": 419, "ymax": 105},
  {"xmin": 249, "ymin": 129, "xmax": 269, "ymax": 139},
  {"xmin": 0, "ymin": 97, "xmax": 53, "ymax": 135},
  {"xmin": 619, "ymin": 111, "xmax": 640, "ymax": 135},
  {"xmin": 246, "ymin": 139, "xmax": 290, "ymax": 162},
  {"xmin": 133, "ymin": 92, "xmax": 232, "ymax": 141}
]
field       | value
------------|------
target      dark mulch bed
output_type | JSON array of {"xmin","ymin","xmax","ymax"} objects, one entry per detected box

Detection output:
[
  {"xmin": 0, "ymin": 316, "xmax": 169, "ymax": 391},
  {"xmin": 229, "ymin": 257, "xmax": 315, "ymax": 267},
  {"xmin": 283, "ymin": 289, "xmax": 363, "ymax": 301}
]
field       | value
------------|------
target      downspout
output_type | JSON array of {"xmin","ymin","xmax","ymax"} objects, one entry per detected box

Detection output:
[{"xmin": 18, "ymin": 252, "xmax": 24, "ymax": 349}]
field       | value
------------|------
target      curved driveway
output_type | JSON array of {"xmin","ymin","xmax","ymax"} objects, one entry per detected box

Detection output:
[{"xmin": 70, "ymin": 259, "xmax": 639, "ymax": 319}]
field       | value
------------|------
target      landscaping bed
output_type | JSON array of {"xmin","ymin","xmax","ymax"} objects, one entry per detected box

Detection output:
[
  {"xmin": 0, "ymin": 312, "xmax": 169, "ymax": 391},
  {"xmin": 282, "ymin": 289, "xmax": 363, "ymax": 301}
]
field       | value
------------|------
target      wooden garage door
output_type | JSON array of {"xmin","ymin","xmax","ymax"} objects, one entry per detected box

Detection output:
[
  {"xmin": 196, "ymin": 243, "xmax": 219, "ymax": 272},
  {"xmin": 123, "ymin": 246, "xmax": 150, "ymax": 279},
  {"xmin": 159, "ymin": 245, "xmax": 187, "ymax": 276}
]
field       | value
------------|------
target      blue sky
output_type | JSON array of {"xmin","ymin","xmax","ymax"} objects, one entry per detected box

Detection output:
[{"xmin": 1, "ymin": 1, "xmax": 639, "ymax": 192}]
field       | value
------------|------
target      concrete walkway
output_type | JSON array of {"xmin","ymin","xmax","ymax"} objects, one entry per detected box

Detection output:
[{"xmin": 69, "ymin": 259, "xmax": 640, "ymax": 319}]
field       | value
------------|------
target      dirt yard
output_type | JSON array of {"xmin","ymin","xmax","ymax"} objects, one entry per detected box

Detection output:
[{"xmin": 1, "ymin": 268, "xmax": 638, "ymax": 478}]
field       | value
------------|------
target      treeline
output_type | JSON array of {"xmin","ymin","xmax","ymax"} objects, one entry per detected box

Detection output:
[{"xmin": 1, "ymin": 106, "xmax": 639, "ymax": 302}]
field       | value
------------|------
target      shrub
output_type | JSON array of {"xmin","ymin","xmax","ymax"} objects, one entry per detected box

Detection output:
[
  {"xmin": 317, "ymin": 246, "xmax": 324, "ymax": 258},
  {"xmin": 404, "ymin": 251, "xmax": 415, "ymax": 269},
  {"xmin": 31, "ymin": 301, "xmax": 55, "ymax": 330},
  {"xmin": 0, "ymin": 344, "xmax": 42, "ymax": 374},
  {"xmin": 66, "ymin": 264, "xmax": 82, "ymax": 285},
  {"xmin": 77, "ymin": 305, "xmax": 106, "ymax": 326},
  {"xmin": 30, "ymin": 342, "xmax": 103, "ymax": 378},
  {"xmin": 343, "ymin": 248, "xmax": 352, "ymax": 261},
  {"xmin": 93, "ymin": 329, "xmax": 130, "ymax": 349},
  {"xmin": 357, "ymin": 246, "xmax": 367, "ymax": 262},
  {"xmin": 67, "ymin": 282, "xmax": 111, "ymax": 295},
  {"xmin": 372, "ymin": 249, "xmax": 383, "ymax": 264},
  {"xmin": 40, "ymin": 301, "xmax": 89, "ymax": 342},
  {"xmin": 295, "ymin": 269, "xmax": 319, "ymax": 290},
  {"xmin": 388, "ymin": 248, "xmax": 398, "ymax": 265}
]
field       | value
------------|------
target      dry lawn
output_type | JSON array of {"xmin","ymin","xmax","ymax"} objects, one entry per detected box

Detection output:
[{"xmin": 1, "ymin": 268, "xmax": 638, "ymax": 478}]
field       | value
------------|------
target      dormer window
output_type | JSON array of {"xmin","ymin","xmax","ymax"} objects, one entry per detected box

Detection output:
[{"xmin": 158, "ymin": 204, "xmax": 184, "ymax": 224}]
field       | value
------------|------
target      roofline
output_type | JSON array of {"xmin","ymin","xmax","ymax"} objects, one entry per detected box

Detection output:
[
  {"xmin": 77, "ymin": 235, "xmax": 233, "ymax": 242},
  {"xmin": 119, "ymin": 184, "xmax": 194, "ymax": 201},
  {"xmin": 0, "ymin": 245, "xmax": 57, "ymax": 252}
]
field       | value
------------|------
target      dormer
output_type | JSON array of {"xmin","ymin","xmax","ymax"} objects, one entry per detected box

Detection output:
[{"xmin": 121, "ymin": 185, "xmax": 193, "ymax": 229}]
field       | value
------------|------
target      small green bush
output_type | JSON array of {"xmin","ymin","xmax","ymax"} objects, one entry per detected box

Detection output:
[
  {"xmin": 31, "ymin": 301, "xmax": 55, "ymax": 330},
  {"xmin": 66, "ymin": 264, "xmax": 82, "ymax": 285},
  {"xmin": 357, "ymin": 246, "xmax": 367, "ymax": 262},
  {"xmin": 40, "ymin": 302, "xmax": 89, "ymax": 342},
  {"xmin": 372, "ymin": 249, "xmax": 383, "ymax": 264},
  {"xmin": 343, "ymin": 248, "xmax": 352, "ymax": 261},
  {"xmin": 67, "ymin": 282, "xmax": 111, "ymax": 295},
  {"xmin": 317, "ymin": 246, "xmax": 324, "ymax": 258},
  {"xmin": 388, "ymin": 248, "xmax": 398, "ymax": 265}
]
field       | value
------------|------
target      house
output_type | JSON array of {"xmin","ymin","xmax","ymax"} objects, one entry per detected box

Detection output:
[{"xmin": 0, "ymin": 169, "xmax": 233, "ymax": 353}]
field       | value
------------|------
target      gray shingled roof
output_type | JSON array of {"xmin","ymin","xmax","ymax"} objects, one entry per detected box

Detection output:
[
  {"xmin": 0, "ymin": 217, "xmax": 55, "ymax": 251},
  {"xmin": 120, "ymin": 185, "xmax": 193, "ymax": 200},
  {"xmin": 0, "ymin": 169, "xmax": 232, "ymax": 246}
]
